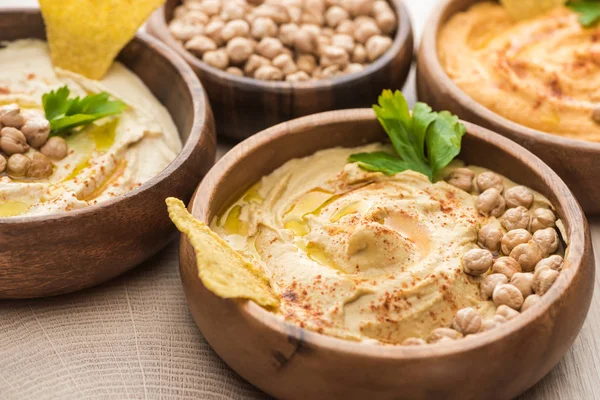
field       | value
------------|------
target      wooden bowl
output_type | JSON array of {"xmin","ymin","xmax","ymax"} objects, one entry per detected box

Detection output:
[
  {"xmin": 0, "ymin": 9, "xmax": 216, "ymax": 299},
  {"xmin": 416, "ymin": 0, "xmax": 600, "ymax": 214},
  {"xmin": 180, "ymin": 110, "xmax": 594, "ymax": 400},
  {"xmin": 146, "ymin": 0, "xmax": 414, "ymax": 141}
]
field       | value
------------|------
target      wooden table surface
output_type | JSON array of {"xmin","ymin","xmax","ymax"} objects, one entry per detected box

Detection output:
[{"xmin": 1, "ymin": 1, "xmax": 598, "ymax": 399}]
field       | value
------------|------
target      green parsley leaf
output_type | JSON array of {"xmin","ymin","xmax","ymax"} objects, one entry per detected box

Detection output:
[
  {"xmin": 42, "ymin": 85, "xmax": 127, "ymax": 135},
  {"xmin": 348, "ymin": 90, "xmax": 466, "ymax": 181},
  {"xmin": 567, "ymin": 1, "xmax": 600, "ymax": 27}
]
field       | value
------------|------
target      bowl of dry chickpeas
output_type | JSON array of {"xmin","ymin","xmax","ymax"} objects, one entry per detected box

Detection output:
[{"xmin": 147, "ymin": 0, "xmax": 413, "ymax": 140}]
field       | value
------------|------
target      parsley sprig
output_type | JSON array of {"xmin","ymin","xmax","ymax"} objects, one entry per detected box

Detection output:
[
  {"xmin": 348, "ymin": 90, "xmax": 466, "ymax": 181},
  {"xmin": 567, "ymin": 1, "xmax": 600, "ymax": 27},
  {"xmin": 42, "ymin": 86, "xmax": 127, "ymax": 135}
]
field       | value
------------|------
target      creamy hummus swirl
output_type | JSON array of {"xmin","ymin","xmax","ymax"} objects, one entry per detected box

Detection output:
[
  {"xmin": 438, "ymin": 3, "xmax": 600, "ymax": 141},
  {"xmin": 208, "ymin": 144, "xmax": 561, "ymax": 343}
]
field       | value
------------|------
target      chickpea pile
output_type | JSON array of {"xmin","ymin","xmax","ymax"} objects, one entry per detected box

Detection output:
[
  {"xmin": 402, "ymin": 168, "xmax": 564, "ymax": 346},
  {"xmin": 0, "ymin": 104, "xmax": 68, "ymax": 179},
  {"xmin": 169, "ymin": 0, "xmax": 397, "ymax": 81}
]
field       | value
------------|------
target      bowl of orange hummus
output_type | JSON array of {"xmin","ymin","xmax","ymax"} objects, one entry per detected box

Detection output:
[{"xmin": 417, "ymin": 0, "xmax": 600, "ymax": 214}]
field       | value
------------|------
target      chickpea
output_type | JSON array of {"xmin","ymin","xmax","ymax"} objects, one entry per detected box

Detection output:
[
  {"xmin": 320, "ymin": 45, "xmax": 350, "ymax": 68},
  {"xmin": 504, "ymin": 185, "xmax": 533, "ymax": 209},
  {"xmin": 345, "ymin": 0, "xmax": 374, "ymax": 17},
  {"xmin": 492, "ymin": 256, "xmax": 522, "ymax": 279},
  {"xmin": 478, "ymin": 223, "xmax": 503, "ymax": 252},
  {"xmin": 462, "ymin": 248, "xmax": 493, "ymax": 276},
  {"xmin": 173, "ymin": 4, "xmax": 188, "ymax": 19},
  {"xmin": 337, "ymin": 20, "xmax": 355, "ymax": 35},
  {"xmin": 344, "ymin": 63, "xmax": 364, "ymax": 74},
  {"xmin": 197, "ymin": 0, "xmax": 221, "ymax": 16},
  {"xmin": 354, "ymin": 17, "xmax": 381, "ymax": 44},
  {"xmin": 331, "ymin": 34, "xmax": 355, "ymax": 54},
  {"xmin": 493, "ymin": 284, "xmax": 523, "ymax": 310},
  {"xmin": 480, "ymin": 320, "xmax": 497, "ymax": 332},
  {"xmin": 495, "ymin": 304, "xmax": 519, "ymax": 320},
  {"xmin": 296, "ymin": 54, "xmax": 317, "ymax": 74},
  {"xmin": 181, "ymin": 10, "xmax": 209, "ymax": 25},
  {"xmin": 402, "ymin": 337, "xmax": 426, "ymax": 346},
  {"xmin": 480, "ymin": 273, "xmax": 508, "ymax": 300},
  {"xmin": 205, "ymin": 20, "xmax": 226, "ymax": 46},
  {"xmin": 254, "ymin": 65, "xmax": 283, "ymax": 80},
  {"xmin": 253, "ymin": 4, "xmax": 290, "ymax": 24},
  {"xmin": 40, "ymin": 136, "xmax": 68, "ymax": 160},
  {"xmin": 285, "ymin": 71, "xmax": 311, "ymax": 82},
  {"xmin": 352, "ymin": 44, "xmax": 367, "ymax": 63},
  {"xmin": 373, "ymin": 1, "xmax": 396, "ymax": 34},
  {"xmin": 535, "ymin": 255, "xmax": 563, "ymax": 272},
  {"xmin": 476, "ymin": 188, "xmax": 506, "ymax": 217},
  {"xmin": 325, "ymin": 6, "xmax": 349, "ymax": 28},
  {"xmin": 365, "ymin": 35, "xmax": 392, "ymax": 61},
  {"xmin": 428, "ymin": 327, "xmax": 463, "ymax": 343},
  {"xmin": 521, "ymin": 294, "xmax": 541, "ymax": 312},
  {"xmin": 251, "ymin": 17, "xmax": 277, "ymax": 39},
  {"xmin": 476, "ymin": 171, "xmax": 504, "ymax": 193},
  {"xmin": 169, "ymin": 20, "xmax": 205, "ymax": 42},
  {"xmin": 501, "ymin": 228, "xmax": 531, "ymax": 255},
  {"xmin": 272, "ymin": 53, "xmax": 297, "ymax": 75},
  {"xmin": 452, "ymin": 307, "xmax": 482, "ymax": 335},
  {"xmin": 316, "ymin": 35, "xmax": 332, "ymax": 55},
  {"xmin": 6, "ymin": 153, "xmax": 31, "ymax": 178},
  {"xmin": 203, "ymin": 49, "xmax": 229, "ymax": 69},
  {"xmin": 226, "ymin": 37, "xmax": 255, "ymax": 64},
  {"xmin": 256, "ymin": 37, "xmax": 284, "ymax": 59},
  {"xmin": 510, "ymin": 242, "xmax": 543, "ymax": 272},
  {"xmin": 510, "ymin": 272, "xmax": 534, "ymax": 298},
  {"xmin": 221, "ymin": 0, "xmax": 246, "ymax": 21},
  {"xmin": 1, "ymin": 126, "xmax": 30, "ymax": 155},
  {"xmin": 220, "ymin": 19, "xmax": 250, "ymax": 42},
  {"xmin": 532, "ymin": 227, "xmax": 559, "ymax": 257},
  {"xmin": 530, "ymin": 208, "xmax": 556, "ymax": 233},
  {"xmin": 225, "ymin": 66, "xmax": 244, "ymax": 76},
  {"xmin": 500, "ymin": 206, "xmax": 530, "ymax": 231},
  {"xmin": 294, "ymin": 26, "xmax": 319, "ymax": 54},
  {"xmin": 185, "ymin": 35, "xmax": 218, "ymax": 56},
  {"xmin": 533, "ymin": 268, "xmax": 559, "ymax": 295},
  {"xmin": 445, "ymin": 167, "xmax": 474, "ymax": 192},
  {"xmin": 320, "ymin": 65, "xmax": 341, "ymax": 78},
  {"xmin": 26, "ymin": 152, "xmax": 53, "ymax": 179},
  {"xmin": 279, "ymin": 23, "xmax": 299, "ymax": 47},
  {"xmin": 244, "ymin": 54, "xmax": 271, "ymax": 76}
]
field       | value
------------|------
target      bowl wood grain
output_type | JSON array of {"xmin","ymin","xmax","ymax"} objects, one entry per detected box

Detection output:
[
  {"xmin": 147, "ymin": 0, "xmax": 414, "ymax": 141},
  {"xmin": 416, "ymin": 0, "xmax": 600, "ymax": 214},
  {"xmin": 0, "ymin": 9, "xmax": 216, "ymax": 299},
  {"xmin": 180, "ymin": 110, "xmax": 594, "ymax": 400}
]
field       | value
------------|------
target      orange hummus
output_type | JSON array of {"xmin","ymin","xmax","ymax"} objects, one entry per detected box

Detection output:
[{"xmin": 438, "ymin": 3, "xmax": 600, "ymax": 142}]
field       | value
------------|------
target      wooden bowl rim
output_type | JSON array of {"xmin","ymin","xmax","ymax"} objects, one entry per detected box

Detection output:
[
  {"xmin": 0, "ymin": 8, "xmax": 210, "ymax": 225},
  {"xmin": 147, "ymin": 0, "xmax": 413, "ymax": 91},
  {"xmin": 419, "ymin": 0, "xmax": 600, "ymax": 152},
  {"xmin": 189, "ymin": 108, "xmax": 589, "ymax": 358}
]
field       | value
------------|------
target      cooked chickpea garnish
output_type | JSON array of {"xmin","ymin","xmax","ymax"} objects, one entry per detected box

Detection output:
[
  {"xmin": 402, "ymin": 337, "xmax": 426, "ymax": 346},
  {"xmin": 20, "ymin": 117, "xmax": 50, "ymax": 148},
  {"xmin": 532, "ymin": 228, "xmax": 559, "ymax": 257},
  {"xmin": 452, "ymin": 307, "xmax": 482, "ymax": 335},
  {"xmin": 477, "ymin": 188, "xmax": 506, "ymax": 217},
  {"xmin": 0, "ymin": 127, "xmax": 29, "ymax": 155},
  {"xmin": 0, "ymin": 104, "xmax": 25, "ymax": 128},
  {"xmin": 504, "ymin": 185, "xmax": 533, "ymax": 209},
  {"xmin": 501, "ymin": 228, "xmax": 532, "ymax": 255},
  {"xmin": 510, "ymin": 272, "xmax": 534, "ymax": 298},
  {"xmin": 492, "ymin": 256, "xmax": 522, "ymax": 279},
  {"xmin": 493, "ymin": 283, "xmax": 524, "ymax": 310},
  {"xmin": 480, "ymin": 273, "xmax": 509, "ymax": 300},
  {"xmin": 428, "ymin": 327, "xmax": 463, "ymax": 343},
  {"xmin": 26, "ymin": 152, "xmax": 53, "ymax": 179},
  {"xmin": 533, "ymin": 268, "xmax": 559, "ymax": 295},
  {"xmin": 6, "ymin": 153, "xmax": 31, "ymax": 178},
  {"xmin": 500, "ymin": 206, "xmax": 530, "ymax": 231},
  {"xmin": 495, "ymin": 304, "xmax": 519, "ymax": 320},
  {"xmin": 446, "ymin": 167, "xmax": 474, "ymax": 192},
  {"xmin": 535, "ymin": 255, "xmax": 563, "ymax": 272},
  {"xmin": 521, "ymin": 294, "xmax": 541, "ymax": 312},
  {"xmin": 530, "ymin": 208, "xmax": 556, "ymax": 232},
  {"xmin": 510, "ymin": 242, "xmax": 543, "ymax": 272},
  {"xmin": 462, "ymin": 248, "xmax": 493, "ymax": 276},
  {"xmin": 40, "ymin": 137, "xmax": 68, "ymax": 160},
  {"xmin": 476, "ymin": 171, "xmax": 504, "ymax": 193},
  {"xmin": 478, "ymin": 223, "xmax": 503, "ymax": 252}
]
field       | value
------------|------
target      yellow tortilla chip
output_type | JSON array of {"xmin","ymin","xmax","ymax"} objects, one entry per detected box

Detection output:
[
  {"xmin": 166, "ymin": 198, "xmax": 279, "ymax": 308},
  {"xmin": 39, "ymin": 0, "xmax": 166, "ymax": 80},
  {"xmin": 500, "ymin": 0, "xmax": 566, "ymax": 20}
]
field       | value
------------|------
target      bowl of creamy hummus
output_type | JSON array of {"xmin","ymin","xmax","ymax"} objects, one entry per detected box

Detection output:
[
  {"xmin": 173, "ymin": 106, "xmax": 593, "ymax": 400},
  {"xmin": 0, "ymin": 9, "xmax": 216, "ymax": 298},
  {"xmin": 417, "ymin": 0, "xmax": 600, "ymax": 214}
]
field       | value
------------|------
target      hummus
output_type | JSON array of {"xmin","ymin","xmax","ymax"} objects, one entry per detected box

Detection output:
[
  {"xmin": 211, "ymin": 144, "xmax": 555, "ymax": 344},
  {"xmin": 0, "ymin": 39, "xmax": 181, "ymax": 217},
  {"xmin": 438, "ymin": 3, "xmax": 600, "ymax": 141}
]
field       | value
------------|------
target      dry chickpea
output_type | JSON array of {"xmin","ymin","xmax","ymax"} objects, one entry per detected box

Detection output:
[
  {"xmin": 220, "ymin": 19, "xmax": 250, "ymax": 42},
  {"xmin": 495, "ymin": 304, "xmax": 519, "ymax": 320},
  {"xmin": 256, "ymin": 37, "xmax": 284, "ymax": 59},
  {"xmin": 185, "ymin": 35, "xmax": 218, "ymax": 56},
  {"xmin": 493, "ymin": 284, "xmax": 523, "ymax": 310},
  {"xmin": 182, "ymin": 10, "xmax": 210, "ymax": 26},
  {"xmin": 197, "ymin": 0, "xmax": 221, "ymax": 16},
  {"xmin": 510, "ymin": 242, "xmax": 543, "ymax": 272},
  {"xmin": 521, "ymin": 294, "xmax": 541, "ymax": 312},
  {"xmin": 478, "ymin": 224, "xmax": 503, "ymax": 252},
  {"xmin": 452, "ymin": 307, "xmax": 482, "ymax": 335},
  {"xmin": 352, "ymin": 44, "xmax": 367, "ymax": 63},
  {"xmin": 476, "ymin": 171, "xmax": 504, "ymax": 193},
  {"xmin": 492, "ymin": 256, "xmax": 522, "ymax": 279},
  {"xmin": 322, "ymin": 28, "xmax": 335, "ymax": 38},
  {"xmin": 221, "ymin": 0, "xmax": 246, "ymax": 21},
  {"xmin": 40, "ymin": 136, "xmax": 68, "ymax": 160},
  {"xmin": 296, "ymin": 54, "xmax": 317, "ymax": 74},
  {"xmin": 331, "ymin": 34, "xmax": 355, "ymax": 54},
  {"xmin": 510, "ymin": 272, "xmax": 534, "ymax": 298},
  {"xmin": 530, "ymin": 208, "xmax": 556, "ymax": 233},
  {"xmin": 173, "ymin": 4, "xmax": 188, "ymax": 19},
  {"xmin": 251, "ymin": 17, "xmax": 277, "ymax": 39},
  {"xmin": 533, "ymin": 268, "xmax": 559, "ymax": 295},
  {"xmin": 373, "ymin": 0, "xmax": 396, "ymax": 34},
  {"xmin": 203, "ymin": 49, "xmax": 229, "ymax": 69},
  {"xmin": 244, "ymin": 54, "xmax": 271, "ymax": 76},
  {"xmin": 477, "ymin": 188, "xmax": 506, "ymax": 217},
  {"xmin": 294, "ymin": 25, "xmax": 319, "ymax": 53},
  {"xmin": 320, "ymin": 65, "xmax": 341, "ymax": 78},
  {"xmin": 320, "ymin": 45, "xmax": 350, "ymax": 68},
  {"xmin": 501, "ymin": 228, "xmax": 531, "ymax": 255},
  {"xmin": 428, "ymin": 327, "xmax": 463, "ymax": 343},
  {"xmin": 225, "ymin": 66, "xmax": 244, "ymax": 76},
  {"xmin": 204, "ymin": 20, "xmax": 226, "ymax": 46},
  {"xmin": 26, "ymin": 152, "xmax": 53, "ymax": 179},
  {"xmin": 254, "ymin": 65, "xmax": 283, "ymax": 80},
  {"xmin": 365, "ymin": 35, "xmax": 392, "ymax": 61},
  {"xmin": 6, "ymin": 153, "xmax": 30, "ymax": 178},
  {"xmin": 285, "ymin": 71, "xmax": 311, "ymax": 82},
  {"xmin": 169, "ymin": 20, "xmax": 205, "ymax": 42},
  {"xmin": 226, "ymin": 37, "xmax": 255, "ymax": 64},
  {"xmin": 446, "ymin": 167, "xmax": 474, "ymax": 192},
  {"xmin": 254, "ymin": 4, "xmax": 290, "ymax": 24},
  {"xmin": 354, "ymin": 17, "xmax": 381, "ymax": 44},
  {"xmin": 1, "ymin": 127, "xmax": 29, "ymax": 155},
  {"xmin": 345, "ymin": 0, "xmax": 374, "ymax": 17},
  {"xmin": 462, "ymin": 248, "xmax": 493, "ymax": 276},
  {"xmin": 336, "ymin": 19, "xmax": 355, "ymax": 35},
  {"xmin": 316, "ymin": 35, "xmax": 332, "ymax": 55},
  {"xmin": 344, "ymin": 63, "xmax": 364, "ymax": 74},
  {"xmin": 272, "ymin": 53, "xmax": 298, "ymax": 75},
  {"xmin": 278, "ymin": 23, "xmax": 299, "ymax": 46},
  {"xmin": 480, "ymin": 273, "xmax": 508, "ymax": 300},
  {"xmin": 402, "ymin": 337, "xmax": 427, "ymax": 346},
  {"xmin": 500, "ymin": 206, "xmax": 530, "ymax": 231},
  {"xmin": 504, "ymin": 185, "xmax": 534, "ymax": 209},
  {"xmin": 325, "ymin": 6, "xmax": 349, "ymax": 28},
  {"xmin": 0, "ymin": 104, "xmax": 24, "ymax": 129},
  {"xmin": 532, "ymin": 228, "xmax": 559, "ymax": 257},
  {"xmin": 535, "ymin": 255, "xmax": 563, "ymax": 272}
]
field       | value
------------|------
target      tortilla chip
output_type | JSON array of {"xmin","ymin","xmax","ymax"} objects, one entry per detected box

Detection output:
[
  {"xmin": 166, "ymin": 198, "xmax": 279, "ymax": 308},
  {"xmin": 500, "ymin": 0, "xmax": 566, "ymax": 20},
  {"xmin": 39, "ymin": 0, "xmax": 166, "ymax": 80}
]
